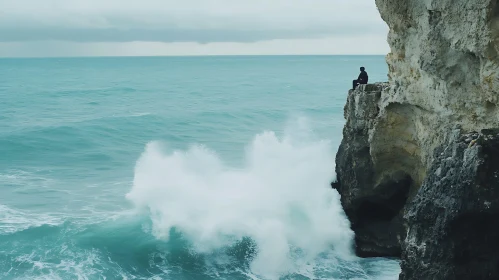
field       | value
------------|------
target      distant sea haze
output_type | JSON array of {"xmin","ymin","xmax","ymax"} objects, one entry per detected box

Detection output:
[{"xmin": 0, "ymin": 55, "xmax": 398, "ymax": 279}]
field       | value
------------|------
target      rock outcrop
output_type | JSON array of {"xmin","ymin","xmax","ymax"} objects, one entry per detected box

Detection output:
[
  {"xmin": 333, "ymin": 83, "xmax": 409, "ymax": 258},
  {"xmin": 401, "ymin": 128, "xmax": 499, "ymax": 279},
  {"xmin": 334, "ymin": 0, "xmax": 499, "ymax": 279}
]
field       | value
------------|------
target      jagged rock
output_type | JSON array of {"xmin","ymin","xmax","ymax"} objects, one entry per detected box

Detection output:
[
  {"xmin": 400, "ymin": 128, "xmax": 499, "ymax": 280},
  {"xmin": 334, "ymin": 83, "xmax": 410, "ymax": 258},
  {"xmin": 334, "ymin": 0, "xmax": 499, "ymax": 278}
]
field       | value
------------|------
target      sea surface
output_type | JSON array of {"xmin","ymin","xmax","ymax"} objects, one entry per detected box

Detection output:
[{"xmin": 0, "ymin": 55, "xmax": 399, "ymax": 279}]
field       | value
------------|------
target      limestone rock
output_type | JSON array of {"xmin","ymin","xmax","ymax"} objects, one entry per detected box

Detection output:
[
  {"xmin": 334, "ymin": 83, "xmax": 410, "ymax": 257},
  {"xmin": 334, "ymin": 0, "xmax": 499, "ymax": 278}
]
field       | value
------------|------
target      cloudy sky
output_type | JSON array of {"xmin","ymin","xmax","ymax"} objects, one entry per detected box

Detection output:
[{"xmin": 0, "ymin": 0, "xmax": 389, "ymax": 57}]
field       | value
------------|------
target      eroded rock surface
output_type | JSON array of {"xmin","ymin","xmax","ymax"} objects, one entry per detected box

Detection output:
[
  {"xmin": 401, "ymin": 128, "xmax": 499, "ymax": 279},
  {"xmin": 333, "ymin": 83, "xmax": 409, "ymax": 257},
  {"xmin": 334, "ymin": 0, "xmax": 499, "ymax": 278}
]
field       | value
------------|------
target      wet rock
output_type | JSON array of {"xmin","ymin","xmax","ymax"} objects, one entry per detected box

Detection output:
[{"xmin": 400, "ymin": 128, "xmax": 499, "ymax": 280}]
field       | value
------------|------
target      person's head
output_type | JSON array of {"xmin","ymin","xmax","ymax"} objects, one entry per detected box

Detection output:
[{"xmin": 360, "ymin": 67, "xmax": 365, "ymax": 72}]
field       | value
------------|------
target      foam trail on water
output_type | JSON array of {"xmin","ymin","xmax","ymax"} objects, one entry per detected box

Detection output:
[
  {"xmin": 126, "ymin": 119, "xmax": 354, "ymax": 278},
  {"xmin": 0, "ymin": 204, "xmax": 63, "ymax": 234}
]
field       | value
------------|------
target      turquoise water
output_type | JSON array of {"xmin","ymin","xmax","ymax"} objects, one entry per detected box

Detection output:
[{"xmin": 0, "ymin": 56, "xmax": 399, "ymax": 279}]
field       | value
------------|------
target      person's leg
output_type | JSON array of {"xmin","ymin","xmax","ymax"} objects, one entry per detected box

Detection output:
[{"xmin": 352, "ymin": 79, "xmax": 358, "ymax": 90}]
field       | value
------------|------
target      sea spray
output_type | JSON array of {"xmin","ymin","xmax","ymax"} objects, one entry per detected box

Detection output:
[
  {"xmin": 0, "ymin": 56, "xmax": 399, "ymax": 280},
  {"xmin": 126, "ymin": 123, "xmax": 355, "ymax": 278}
]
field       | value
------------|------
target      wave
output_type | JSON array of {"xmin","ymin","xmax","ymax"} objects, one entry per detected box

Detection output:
[
  {"xmin": 0, "ymin": 205, "xmax": 64, "ymax": 235},
  {"xmin": 126, "ymin": 120, "xmax": 356, "ymax": 279},
  {"xmin": 0, "ymin": 213, "xmax": 400, "ymax": 279},
  {"xmin": 0, "ymin": 119, "xmax": 400, "ymax": 279}
]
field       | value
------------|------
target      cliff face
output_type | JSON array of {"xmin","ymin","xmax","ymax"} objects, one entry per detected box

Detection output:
[
  {"xmin": 375, "ymin": 0, "xmax": 499, "ymax": 177},
  {"xmin": 333, "ymin": 83, "xmax": 409, "ymax": 258},
  {"xmin": 401, "ymin": 128, "xmax": 499, "ymax": 279},
  {"xmin": 334, "ymin": 0, "xmax": 499, "ymax": 278}
]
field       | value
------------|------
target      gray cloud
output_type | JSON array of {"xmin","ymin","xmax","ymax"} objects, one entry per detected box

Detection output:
[{"xmin": 0, "ymin": 0, "xmax": 387, "ymax": 43}]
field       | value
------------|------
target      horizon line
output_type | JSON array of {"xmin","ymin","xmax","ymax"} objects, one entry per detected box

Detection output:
[{"xmin": 0, "ymin": 53, "xmax": 388, "ymax": 59}]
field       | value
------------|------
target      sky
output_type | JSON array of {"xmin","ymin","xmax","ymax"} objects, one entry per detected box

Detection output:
[{"xmin": 0, "ymin": 0, "xmax": 390, "ymax": 57}]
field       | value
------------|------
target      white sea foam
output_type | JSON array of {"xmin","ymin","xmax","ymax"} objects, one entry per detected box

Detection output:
[
  {"xmin": 0, "ymin": 205, "xmax": 63, "ymax": 234},
  {"xmin": 130, "ymin": 112, "xmax": 152, "ymax": 117},
  {"xmin": 126, "ymin": 119, "xmax": 355, "ymax": 278}
]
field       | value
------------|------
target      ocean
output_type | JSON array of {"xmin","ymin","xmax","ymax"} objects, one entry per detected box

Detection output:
[{"xmin": 0, "ymin": 55, "xmax": 399, "ymax": 279}]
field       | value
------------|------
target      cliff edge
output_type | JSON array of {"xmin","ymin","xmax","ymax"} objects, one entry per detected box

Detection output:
[{"xmin": 334, "ymin": 0, "xmax": 499, "ymax": 279}]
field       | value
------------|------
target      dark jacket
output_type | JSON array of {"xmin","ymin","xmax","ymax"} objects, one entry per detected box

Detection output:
[{"xmin": 358, "ymin": 71, "xmax": 368, "ymax": 84}]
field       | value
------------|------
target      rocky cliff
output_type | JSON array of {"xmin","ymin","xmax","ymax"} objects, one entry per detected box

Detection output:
[
  {"xmin": 334, "ymin": 0, "xmax": 499, "ymax": 279},
  {"xmin": 333, "ymin": 83, "xmax": 409, "ymax": 258}
]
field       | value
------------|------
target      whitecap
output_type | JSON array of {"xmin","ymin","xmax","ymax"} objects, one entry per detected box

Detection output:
[{"xmin": 126, "ymin": 118, "xmax": 355, "ymax": 279}]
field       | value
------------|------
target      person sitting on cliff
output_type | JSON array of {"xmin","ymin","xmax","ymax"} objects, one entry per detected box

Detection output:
[{"xmin": 352, "ymin": 67, "xmax": 369, "ymax": 90}]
